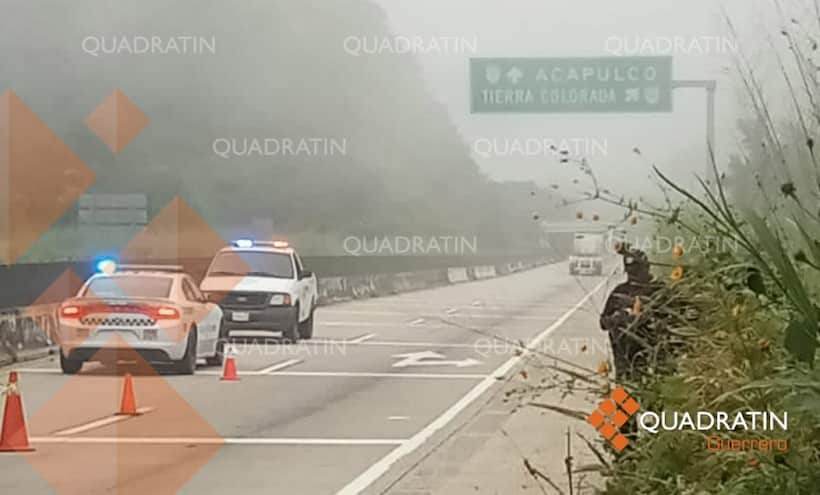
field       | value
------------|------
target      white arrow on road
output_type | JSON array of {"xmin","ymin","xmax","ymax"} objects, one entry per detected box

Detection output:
[{"xmin": 391, "ymin": 351, "xmax": 481, "ymax": 368}]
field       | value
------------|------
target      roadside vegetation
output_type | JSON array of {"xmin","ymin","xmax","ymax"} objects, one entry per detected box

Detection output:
[{"xmin": 527, "ymin": 8, "xmax": 820, "ymax": 495}]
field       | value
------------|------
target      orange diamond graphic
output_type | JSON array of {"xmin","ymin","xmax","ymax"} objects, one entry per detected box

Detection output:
[
  {"xmin": 119, "ymin": 196, "xmax": 248, "ymax": 335},
  {"xmin": 611, "ymin": 433, "xmax": 629, "ymax": 452},
  {"xmin": 26, "ymin": 344, "xmax": 223, "ymax": 495},
  {"xmin": 85, "ymin": 89, "xmax": 148, "ymax": 153},
  {"xmin": 599, "ymin": 421, "xmax": 617, "ymax": 440},
  {"xmin": 588, "ymin": 387, "xmax": 641, "ymax": 452},
  {"xmin": 120, "ymin": 197, "xmax": 230, "ymax": 263},
  {"xmin": 0, "ymin": 89, "xmax": 96, "ymax": 265},
  {"xmin": 611, "ymin": 410, "xmax": 629, "ymax": 427}
]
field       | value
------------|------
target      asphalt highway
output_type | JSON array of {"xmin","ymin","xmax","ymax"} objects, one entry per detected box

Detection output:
[{"xmin": 0, "ymin": 261, "xmax": 614, "ymax": 495}]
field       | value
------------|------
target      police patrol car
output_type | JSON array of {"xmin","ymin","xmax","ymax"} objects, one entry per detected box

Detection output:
[
  {"xmin": 199, "ymin": 240, "xmax": 318, "ymax": 342},
  {"xmin": 57, "ymin": 261, "xmax": 225, "ymax": 375}
]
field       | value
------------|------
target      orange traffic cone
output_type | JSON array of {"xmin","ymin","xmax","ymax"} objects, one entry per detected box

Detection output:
[
  {"xmin": 221, "ymin": 356, "xmax": 239, "ymax": 381},
  {"xmin": 0, "ymin": 371, "xmax": 35, "ymax": 452},
  {"xmin": 117, "ymin": 373, "xmax": 139, "ymax": 416}
]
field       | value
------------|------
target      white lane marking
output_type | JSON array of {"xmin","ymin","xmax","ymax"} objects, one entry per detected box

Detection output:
[
  {"xmin": 320, "ymin": 322, "xmax": 421, "ymax": 328},
  {"xmin": 54, "ymin": 407, "xmax": 155, "ymax": 436},
  {"xmin": 274, "ymin": 339, "xmax": 498, "ymax": 349},
  {"xmin": 321, "ymin": 309, "xmax": 567, "ymax": 318},
  {"xmin": 388, "ymin": 416, "xmax": 410, "ymax": 421},
  {"xmin": 349, "ymin": 333, "xmax": 376, "ymax": 344},
  {"xmin": 30, "ymin": 437, "xmax": 405, "ymax": 446},
  {"xmin": 335, "ymin": 277, "xmax": 609, "ymax": 495},
  {"xmin": 408, "ymin": 318, "xmax": 425, "ymax": 326},
  {"xmin": 267, "ymin": 371, "xmax": 486, "ymax": 379},
  {"xmin": 253, "ymin": 359, "xmax": 303, "ymax": 375},
  {"xmin": 442, "ymin": 314, "xmax": 563, "ymax": 321},
  {"xmin": 319, "ymin": 310, "xmax": 407, "ymax": 316},
  {"xmin": 391, "ymin": 351, "xmax": 480, "ymax": 369},
  {"xmin": 352, "ymin": 301, "xmax": 555, "ymax": 310},
  {"xmin": 15, "ymin": 368, "xmax": 485, "ymax": 379},
  {"xmin": 357, "ymin": 341, "xmax": 488, "ymax": 349}
]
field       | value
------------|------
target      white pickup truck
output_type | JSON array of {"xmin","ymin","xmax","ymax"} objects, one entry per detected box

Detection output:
[{"xmin": 199, "ymin": 240, "xmax": 318, "ymax": 342}]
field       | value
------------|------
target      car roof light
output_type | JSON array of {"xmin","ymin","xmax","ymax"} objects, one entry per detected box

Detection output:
[{"xmin": 96, "ymin": 258, "xmax": 118, "ymax": 275}]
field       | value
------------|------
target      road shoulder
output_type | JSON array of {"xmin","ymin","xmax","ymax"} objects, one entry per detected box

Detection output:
[{"xmin": 385, "ymin": 300, "xmax": 610, "ymax": 494}]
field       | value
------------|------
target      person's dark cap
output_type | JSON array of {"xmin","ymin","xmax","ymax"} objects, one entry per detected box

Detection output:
[{"xmin": 623, "ymin": 247, "xmax": 649, "ymax": 271}]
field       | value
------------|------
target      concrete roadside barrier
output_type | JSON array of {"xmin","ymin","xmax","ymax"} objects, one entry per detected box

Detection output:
[
  {"xmin": 447, "ymin": 267, "xmax": 470, "ymax": 283},
  {"xmin": 471, "ymin": 265, "xmax": 497, "ymax": 279},
  {"xmin": 343, "ymin": 275, "xmax": 377, "ymax": 299},
  {"xmin": 317, "ymin": 277, "xmax": 348, "ymax": 304},
  {"xmin": 0, "ymin": 305, "xmax": 56, "ymax": 365}
]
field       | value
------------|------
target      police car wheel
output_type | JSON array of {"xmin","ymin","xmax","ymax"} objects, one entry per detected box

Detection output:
[
  {"xmin": 60, "ymin": 349, "xmax": 83, "ymax": 374},
  {"xmin": 299, "ymin": 307, "xmax": 314, "ymax": 340},
  {"xmin": 174, "ymin": 329, "xmax": 197, "ymax": 375},
  {"xmin": 282, "ymin": 310, "xmax": 300, "ymax": 343}
]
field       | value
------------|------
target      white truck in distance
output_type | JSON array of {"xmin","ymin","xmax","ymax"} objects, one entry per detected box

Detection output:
[{"xmin": 569, "ymin": 232, "xmax": 604, "ymax": 276}]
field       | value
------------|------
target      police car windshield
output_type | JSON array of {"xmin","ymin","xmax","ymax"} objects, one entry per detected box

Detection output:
[
  {"xmin": 207, "ymin": 251, "xmax": 294, "ymax": 279},
  {"xmin": 83, "ymin": 276, "xmax": 173, "ymax": 298}
]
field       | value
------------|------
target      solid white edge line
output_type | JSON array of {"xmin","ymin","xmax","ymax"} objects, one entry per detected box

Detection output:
[
  {"xmin": 29, "ymin": 437, "xmax": 405, "ymax": 446},
  {"xmin": 54, "ymin": 407, "xmax": 155, "ymax": 436},
  {"xmin": 334, "ymin": 276, "xmax": 610, "ymax": 495}
]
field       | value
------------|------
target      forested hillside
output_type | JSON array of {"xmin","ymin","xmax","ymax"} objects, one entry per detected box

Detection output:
[{"xmin": 1, "ymin": 0, "xmax": 564, "ymax": 257}]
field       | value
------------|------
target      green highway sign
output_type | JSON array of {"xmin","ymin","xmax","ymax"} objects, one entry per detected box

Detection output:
[{"xmin": 470, "ymin": 56, "xmax": 673, "ymax": 113}]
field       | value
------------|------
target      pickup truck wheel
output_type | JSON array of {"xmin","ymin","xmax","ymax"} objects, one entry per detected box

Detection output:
[
  {"xmin": 205, "ymin": 325, "xmax": 225, "ymax": 367},
  {"xmin": 174, "ymin": 329, "xmax": 197, "ymax": 375},
  {"xmin": 282, "ymin": 309, "xmax": 300, "ymax": 343},
  {"xmin": 60, "ymin": 349, "xmax": 83, "ymax": 374},
  {"xmin": 299, "ymin": 306, "xmax": 314, "ymax": 340}
]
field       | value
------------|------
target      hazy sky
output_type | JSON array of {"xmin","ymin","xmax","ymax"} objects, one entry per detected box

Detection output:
[{"xmin": 371, "ymin": 0, "xmax": 794, "ymax": 198}]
